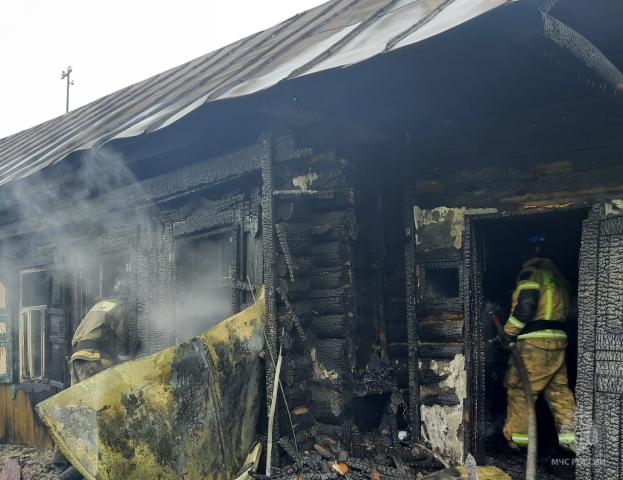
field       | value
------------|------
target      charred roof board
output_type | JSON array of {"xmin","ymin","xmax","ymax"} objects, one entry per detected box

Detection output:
[{"xmin": 0, "ymin": 0, "xmax": 508, "ymax": 186}]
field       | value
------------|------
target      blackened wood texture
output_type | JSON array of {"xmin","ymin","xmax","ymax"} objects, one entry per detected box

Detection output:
[
  {"xmin": 577, "ymin": 205, "xmax": 623, "ymax": 479},
  {"xmin": 271, "ymin": 140, "xmax": 357, "ymax": 450},
  {"xmin": 260, "ymin": 133, "xmax": 280, "ymax": 468}
]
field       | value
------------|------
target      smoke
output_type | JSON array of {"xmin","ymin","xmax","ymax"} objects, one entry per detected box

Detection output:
[
  {"xmin": 0, "ymin": 144, "xmax": 241, "ymax": 360},
  {"xmin": 0, "ymin": 147, "xmax": 142, "ymax": 282},
  {"xmin": 170, "ymin": 256, "xmax": 234, "ymax": 342}
]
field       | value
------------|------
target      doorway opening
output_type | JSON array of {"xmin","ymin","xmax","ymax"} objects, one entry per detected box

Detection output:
[{"xmin": 471, "ymin": 208, "xmax": 587, "ymax": 471}]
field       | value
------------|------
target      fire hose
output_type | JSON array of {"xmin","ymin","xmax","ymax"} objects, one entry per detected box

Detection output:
[{"xmin": 489, "ymin": 311, "xmax": 537, "ymax": 480}]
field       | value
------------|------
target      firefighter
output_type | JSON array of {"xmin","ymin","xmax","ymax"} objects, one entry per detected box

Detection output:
[
  {"xmin": 52, "ymin": 274, "xmax": 130, "ymax": 465},
  {"xmin": 69, "ymin": 274, "xmax": 130, "ymax": 383},
  {"xmin": 502, "ymin": 234, "xmax": 576, "ymax": 452}
]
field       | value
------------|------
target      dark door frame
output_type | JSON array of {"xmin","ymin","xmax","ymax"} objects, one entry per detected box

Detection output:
[{"xmin": 462, "ymin": 207, "xmax": 589, "ymax": 463}]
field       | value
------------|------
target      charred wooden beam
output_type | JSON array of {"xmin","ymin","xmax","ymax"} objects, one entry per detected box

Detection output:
[
  {"xmin": 273, "ymin": 188, "xmax": 355, "ymax": 212},
  {"xmin": 307, "ymin": 287, "xmax": 354, "ymax": 315},
  {"xmin": 417, "ymin": 343, "xmax": 463, "ymax": 360},
  {"xmin": 417, "ymin": 321, "xmax": 463, "ymax": 343},
  {"xmin": 461, "ymin": 218, "xmax": 485, "ymax": 463},
  {"xmin": 420, "ymin": 387, "xmax": 460, "ymax": 407},
  {"xmin": 311, "ymin": 241, "xmax": 353, "ymax": 268},
  {"xmin": 314, "ymin": 339, "xmax": 348, "ymax": 369},
  {"xmin": 279, "ymin": 300, "xmax": 314, "ymax": 321},
  {"xmin": 260, "ymin": 132, "xmax": 279, "ymax": 469},
  {"xmin": 418, "ymin": 368, "xmax": 449, "ymax": 386},
  {"xmin": 310, "ymin": 314, "xmax": 349, "ymax": 339},
  {"xmin": 309, "ymin": 266, "xmax": 351, "ymax": 290},
  {"xmin": 275, "ymin": 223, "xmax": 296, "ymax": 282},
  {"xmin": 404, "ymin": 179, "xmax": 421, "ymax": 441}
]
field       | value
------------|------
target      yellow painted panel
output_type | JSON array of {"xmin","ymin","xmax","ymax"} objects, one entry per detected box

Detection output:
[{"xmin": 38, "ymin": 288, "xmax": 266, "ymax": 480}]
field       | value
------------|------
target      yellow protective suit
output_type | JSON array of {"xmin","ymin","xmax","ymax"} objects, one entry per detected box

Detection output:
[
  {"xmin": 70, "ymin": 298, "xmax": 128, "ymax": 370},
  {"xmin": 503, "ymin": 258, "xmax": 576, "ymax": 448}
]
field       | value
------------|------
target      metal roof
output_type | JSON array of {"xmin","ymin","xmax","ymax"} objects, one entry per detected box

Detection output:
[{"xmin": 0, "ymin": 0, "xmax": 507, "ymax": 185}]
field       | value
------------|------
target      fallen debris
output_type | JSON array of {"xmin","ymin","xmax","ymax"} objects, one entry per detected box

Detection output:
[
  {"xmin": 235, "ymin": 443, "xmax": 263, "ymax": 480},
  {"xmin": 0, "ymin": 445, "xmax": 64, "ymax": 480},
  {"xmin": 0, "ymin": 459, "xmax": 20, "ymax": 480},
  {"xmin": 266, "ymin": 437, "xmax": 444, "ymax": 480}
]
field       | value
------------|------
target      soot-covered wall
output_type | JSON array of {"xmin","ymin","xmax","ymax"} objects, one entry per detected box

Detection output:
[{"xmin": 267, "ymin": 135, "xmax": 411, "ymax": 459}]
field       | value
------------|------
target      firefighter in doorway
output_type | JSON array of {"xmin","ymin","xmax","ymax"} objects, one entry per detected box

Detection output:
[
  {"xmin": 52, "ymin": 274, "xmax": 130, "ymax": 465},
  {"xmin": 502, "ymin": 235, "xmax": 576, "ymax": 451}
]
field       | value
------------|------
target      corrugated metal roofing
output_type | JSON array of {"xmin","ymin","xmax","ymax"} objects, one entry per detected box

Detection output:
[{"xmin": 0, "ymin": 0, "xmax": 508, "ymax": 186}]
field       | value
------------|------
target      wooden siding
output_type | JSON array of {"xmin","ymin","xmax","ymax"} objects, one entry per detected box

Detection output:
[{"xmin": 0, "ymin": 385, "xmax": 52, "ymax": 448}]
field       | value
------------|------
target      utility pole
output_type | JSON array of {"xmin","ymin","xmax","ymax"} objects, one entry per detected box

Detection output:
[{"xmin": 61, "ymin": 65, "xmax": 74, "ymax": 113}]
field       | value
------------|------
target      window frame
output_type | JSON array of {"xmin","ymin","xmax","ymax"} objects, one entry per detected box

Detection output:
[
  {"xmin": 174, "ymin": 227, "xmax": 235, "ymax": 341},
  {"xmin": 173, "ymin": 219, "xmax": 261, "ymax": 340},
  {"xmin": 18, "ymin": 267, "xmax": 50, "ymax": 383},
  {"xmin": 415, "ymin": 261, "xmax": 464, "ymax": 306},
  {"xmin": 0, "ymin": 281, "xmax": 11, "ymax": 383}
]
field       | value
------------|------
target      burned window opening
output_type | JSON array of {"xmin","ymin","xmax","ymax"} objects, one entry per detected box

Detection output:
[
  {"xmin": 99, "ymin": 253, "xmax": 131, "ymax": 300},
  {"xmin": 238, "ymin": 228, "xmax": 262, "ymax": 308},
  {"xmin": 471, "ymin": 209, "xmax": 586, "ymax": 465},
  {"xmin": 76, "ymin": 250, "xmax": 132, "ymax": 321},
  {"xmin": 21, "ymin": 269, "xmax": 50, "ymax": 309},
  {"xmin": 176, "ymin": 230, "xmax": 233, "ymax": 339},
  {"xmin": 423, "ymin": 266, "xmax": 460, "ymax": 300}
]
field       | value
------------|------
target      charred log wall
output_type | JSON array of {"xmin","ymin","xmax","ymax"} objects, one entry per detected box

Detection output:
[
  {"xmin": 271, "ymin": 141, "xmax": 357, "ymax": 453},
  {"xmin": 270, "ymin": 138, "xmax": 410, "ymax": 457},
  {"xmin": 406, "ymin": 207, "xmax": 467, "ymax": 464},
  {"xmin": 350, "ymin": 155, "xmax": 409, "ymax": 453}
]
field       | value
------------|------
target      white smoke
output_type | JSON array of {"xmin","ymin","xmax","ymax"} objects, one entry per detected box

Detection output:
[{"xmin": 0, "ymin": 145, "xmax": 242, "ymax": 359}]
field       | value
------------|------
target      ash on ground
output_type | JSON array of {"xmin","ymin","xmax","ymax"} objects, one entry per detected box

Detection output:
[{"xmin": 0, "ymin": 444, "xmax": 65, "ymax": 480}]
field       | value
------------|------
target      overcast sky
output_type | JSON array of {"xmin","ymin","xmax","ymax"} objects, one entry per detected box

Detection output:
[{"xmin": 0, "ymin": 1, "xmax": 325, "ymax": 139}]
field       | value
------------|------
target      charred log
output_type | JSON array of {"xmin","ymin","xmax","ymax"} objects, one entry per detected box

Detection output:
[
  {"xmin": 417, "ymin": 343, "xmax": 464, "ymax": 359},
  {"xmin": 310, "ymin": 314, "xmax": 349, "ymax": 339},
  {"xmin": 417, "ymin": 321, "xmax": 463, "ymax": 343}
]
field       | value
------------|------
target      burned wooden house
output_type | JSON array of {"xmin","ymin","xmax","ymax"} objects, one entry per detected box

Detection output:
[{"xmin": 0, "ymin": 0, "xmax": 622, "ymax": 478}]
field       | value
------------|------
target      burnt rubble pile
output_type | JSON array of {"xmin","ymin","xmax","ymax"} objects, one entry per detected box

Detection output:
[{"xmin": 263, "ymin": 437, "xmax": 442, "ymax": 480}]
